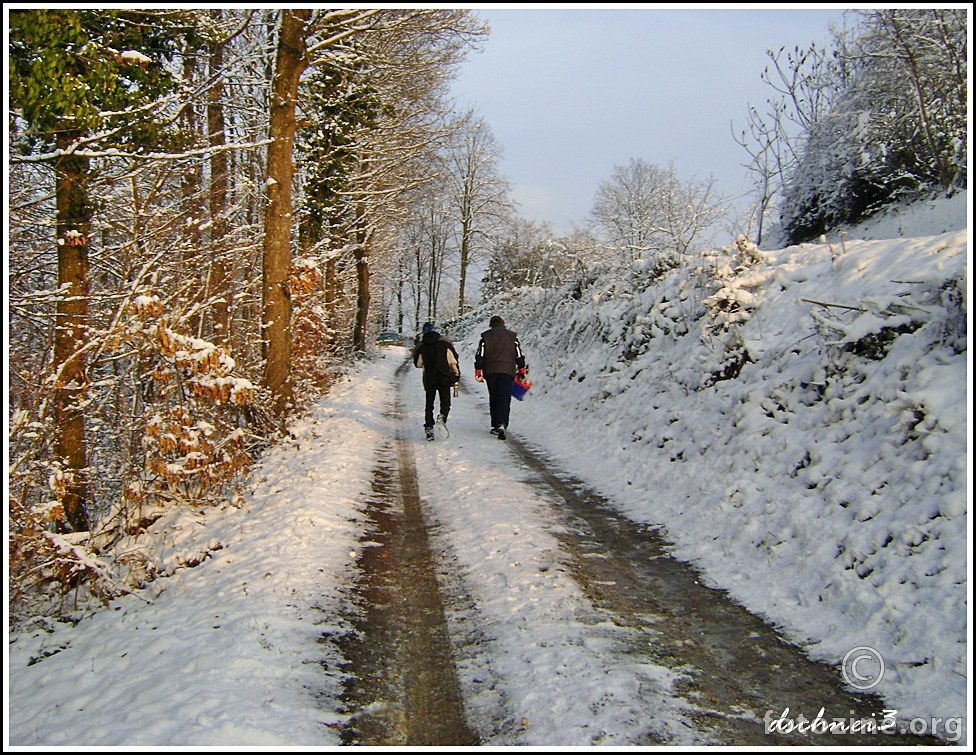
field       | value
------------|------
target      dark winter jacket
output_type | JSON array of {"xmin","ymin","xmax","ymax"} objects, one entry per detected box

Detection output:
[
  {"xmin": 413, "ymin": 331, "xmax": 460, "ymax": 389},
  {"xmin": 474, "ymin": 324, "xmax": 525, "ymax": 377}
]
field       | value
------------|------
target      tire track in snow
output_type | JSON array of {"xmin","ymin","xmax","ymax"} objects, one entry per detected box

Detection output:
[
  {"xmin": 337, "ymin": 356, "xmax": 942, "ymax": 746},
  {"xmin": 334, "ymin": 360, "xmax": 476, "ymax": 745}
]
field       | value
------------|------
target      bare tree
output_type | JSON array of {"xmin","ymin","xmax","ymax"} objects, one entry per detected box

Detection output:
[
  {"xmin": 206, "ymin": 8, "xmax": 237, "ymax": 344},
  {"xmin": 444, "ymin": 110, "xmax": 512, "ymax": 316},
  {"xmin": 328, "ymin": 10, "xmax": 488, "ymax": 352},
  {"xmin": 421, "ymin": 190, "xmax": 455, "ymax": 325},
  {"xmin": 660, "ymin": 171, "xmax": 726, "ymax": 256},
  {"xmin": 732, "ymin": 36, "xmax": 848, "ymax": 246},
  {"xmin": 482, "ymin": 217, "xmax": 564, "ymax": 297},
  {"xmin": 590, "ymin": 158, "xmax": 727, "ymax": 273},
  {"xmin": 51, "ymin": 134, "xmax": 93, "ymax": 533},
  {"xmin": 739, "ymin": 10, "xmax": 966, "ymax": 245},
  {"xmin": 265, "ymin": 9, "xmax": 485, "ymax": 368}
]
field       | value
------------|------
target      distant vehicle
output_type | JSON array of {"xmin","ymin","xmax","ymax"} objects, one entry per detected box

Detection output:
[{"xmin": 376, "ymin": 331, "xmax": 404, "ymax": 347}]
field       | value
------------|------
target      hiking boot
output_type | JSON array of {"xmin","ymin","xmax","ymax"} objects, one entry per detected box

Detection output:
[{"xmin": 436, "ymin": 415, "xmax": 449, "ymax": 439}]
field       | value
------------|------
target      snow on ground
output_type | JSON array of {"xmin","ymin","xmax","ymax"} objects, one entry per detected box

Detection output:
[
  {"xmin": 5, "ymin": 191, "xmax": 970, "ymax": 748},
  {"xmin": 452, "ymin": 190, "xmax": 970, "ymax": 745}
]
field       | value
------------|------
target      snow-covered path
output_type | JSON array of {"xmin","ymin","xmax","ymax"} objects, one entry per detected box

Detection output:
[
  {"xmin": 344, "ymin": 351, "xmax": 944, "ymax": 746},
  {"xmin": 6, "ymin": 330, "xmax": 962, "ymax": 747}
]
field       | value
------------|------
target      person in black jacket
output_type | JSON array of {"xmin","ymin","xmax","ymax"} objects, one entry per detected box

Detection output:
[
  {"xmin": 412, "ymin": 322, "xmax": 460, "ymax": 440},
  {"xmin": 474, "ymin": 315, "xmax": 527, "ymax": 440}
]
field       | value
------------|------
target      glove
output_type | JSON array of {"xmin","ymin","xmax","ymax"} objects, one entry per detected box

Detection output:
[
  {"xmin": 516, "ymin": 367, "xmax": 527, "ymax": 379},
  {"xmin": 474, "ymin": 369, "xmax": 484, "ymax": 383}
]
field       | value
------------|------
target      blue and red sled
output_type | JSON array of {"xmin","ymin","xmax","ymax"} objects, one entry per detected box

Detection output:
[{"xmin": 511, "ymin": 375, "xmax": 533, "ymax": 400}]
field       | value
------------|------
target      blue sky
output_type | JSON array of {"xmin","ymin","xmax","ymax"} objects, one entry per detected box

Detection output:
[{"xmin": 450, "ymin": 5, "xmax": 847, "ymax": 235}]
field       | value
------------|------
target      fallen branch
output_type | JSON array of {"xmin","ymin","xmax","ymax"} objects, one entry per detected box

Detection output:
[{"xmin": 801, "ymin": 297, "xmax": 866, "ymax": 312}]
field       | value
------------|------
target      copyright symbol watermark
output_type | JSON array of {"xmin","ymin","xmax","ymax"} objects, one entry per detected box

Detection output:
[{"xmin": 842, "ymin": 646, "xmax": 885, "ymax": 690}]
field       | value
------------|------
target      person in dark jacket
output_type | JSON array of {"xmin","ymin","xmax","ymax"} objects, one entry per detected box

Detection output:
[
  {"xmin": 412, "ymin": 322, "xmax": 460, "ymax": 440},
  {"xmin": 474, "ymin": 315, "xmax": 527, "ymax": 440}
]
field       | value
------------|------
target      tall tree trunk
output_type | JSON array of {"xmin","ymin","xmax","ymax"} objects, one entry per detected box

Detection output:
[
  {"xmin": 352, "ymin": 203, "xmax": 372, "ymax": 354},
  {"xmin": 395, "ymin": 255, "xmax": 405, "ymax": 335},
  {"xmin": 457, "ymin": 213, "xmax": 472, "ymax": 315},
  {"xmin": 53, "ymin": 133, "xmax": 92, "ymax": 532},
  {"xmin": 262, "ymin": 9, "xmax": 310, "ymax": 416},
  {"xmin": 413, "ymin": 242, "xmax": 423, "ymax": 330},
  {"xmin": 181, "ymin": 53, "xmax": 205, "ymax": 337},
  {"xmin": 325, "ymin": 255, "xmax": 338, "ymax": 325},
  {"xmin": 208, "ymin": 9, "xmax": 231, "ymax": 344}
]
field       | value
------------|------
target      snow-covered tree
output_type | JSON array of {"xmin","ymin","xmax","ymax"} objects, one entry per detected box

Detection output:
[
  {"xmin": 481, "ymin": 218, "xmax": 583, "ymax": 297},
  {"xmin": 774, "ymin": 9, "xmax": 967, "ymax": 243},
  {"xmin": 443, "ymin": 110, "xmax": 513, "ymax": 316},
  {"xmin": 8, "ymin": 8, "xmax": 205, "ymax": 533},
  {"xmin": 589, "ymin": 158, "xmax": 727, "ymax": 275},
  {"xmin": 287, "ymin": 9, "xmax": 487, "ymax": 360}
]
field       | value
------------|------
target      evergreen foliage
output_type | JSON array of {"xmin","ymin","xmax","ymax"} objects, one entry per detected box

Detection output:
[{"xmin": 8, "ymin": 9, "xmax": 201, "ymax": 151}]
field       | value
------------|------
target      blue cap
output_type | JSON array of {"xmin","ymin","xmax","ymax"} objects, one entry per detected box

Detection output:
[{"xmin": 422, "ymin": 322, "xmax": 435, "ymax": 334}]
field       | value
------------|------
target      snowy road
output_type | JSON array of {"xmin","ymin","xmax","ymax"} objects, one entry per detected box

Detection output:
[
  {"xmin": 331, "ymin": 355, "xmax": 942, "ymax": 747},
  {"xmin": 8, "ymin": 199, "xmax": 964, "ymax": 749}
]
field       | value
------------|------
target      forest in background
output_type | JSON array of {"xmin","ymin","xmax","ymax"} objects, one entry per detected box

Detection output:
[{"xmin": 6, "ymin": 8, "xmax": 966, "ymax": 626}]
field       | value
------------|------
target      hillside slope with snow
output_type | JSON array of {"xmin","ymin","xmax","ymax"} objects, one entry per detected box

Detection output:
[{"xmin": 452, "ymin": 191, "xmax": 970, "ymax": 741}]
